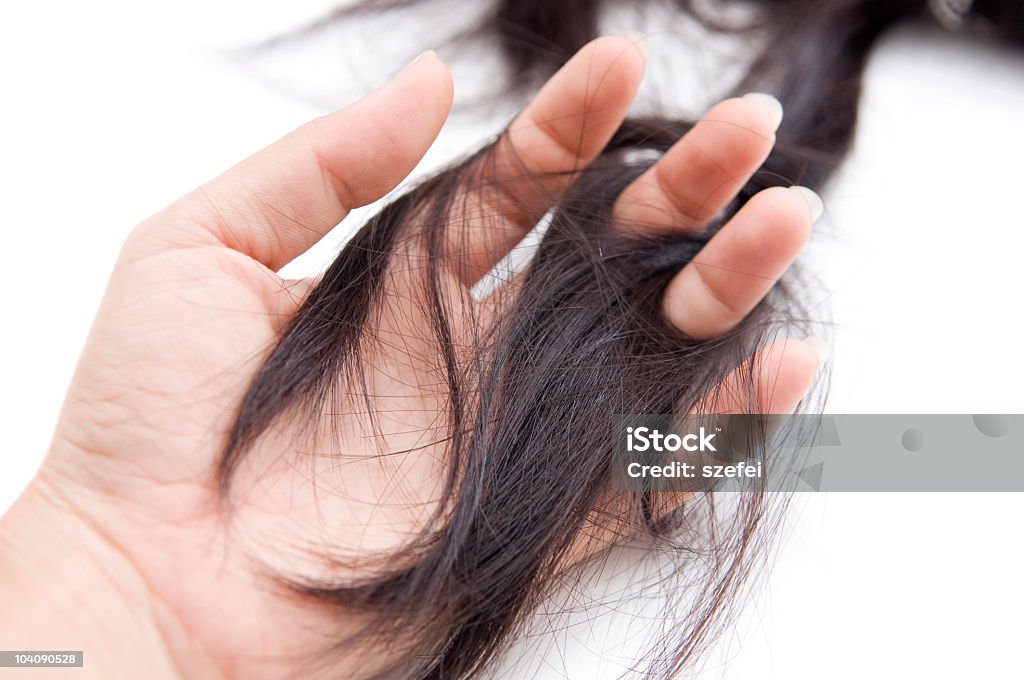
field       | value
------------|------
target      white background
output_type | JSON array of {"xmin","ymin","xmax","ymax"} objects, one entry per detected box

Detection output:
[{"xmin": 1, "ymin": 1, "xmax": 1023, "ymax": 678}]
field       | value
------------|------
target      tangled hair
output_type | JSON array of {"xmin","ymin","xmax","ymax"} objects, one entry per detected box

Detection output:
[{"xmin": 221, "ymin": 1, "xmax": 1021, "ymax": 677}]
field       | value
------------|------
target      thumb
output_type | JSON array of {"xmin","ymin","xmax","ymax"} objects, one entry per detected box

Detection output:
[{"xmin": 135, "ymin": 51, "xmax": 454, "ymax": 271}]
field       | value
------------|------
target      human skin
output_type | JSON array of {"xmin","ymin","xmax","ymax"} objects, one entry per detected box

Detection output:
[{"xmin": 0, "ymin": 36, "xmax": 824, "ymax": 679}]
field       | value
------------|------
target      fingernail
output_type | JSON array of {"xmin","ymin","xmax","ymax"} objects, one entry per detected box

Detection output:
[
  {"xmin": 619, "ymin": 31, "xmax": 650, "ymax": 59},
  {"xmin": 802, "ymin": 335, "xmax": 831, "ymax": 369},
  {"xmin": 742, "ymin": 92, "xmax": 783, "ymax": 131},
  {"xmin": 790, "ymin": 185, "xmax": 824, "ymax": 222},
  {"xmin": 402, "ymin": 50, "xmax": 437, "ymax": 73}
]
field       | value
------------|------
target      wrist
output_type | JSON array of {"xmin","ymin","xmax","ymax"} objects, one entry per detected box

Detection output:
[{"xmin": 0, "ymin": 471, "xmax": 191, "ymax": 679}]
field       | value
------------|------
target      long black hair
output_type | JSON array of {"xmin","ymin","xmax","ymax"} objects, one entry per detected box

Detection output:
[{"xmin": 222, "ymin": 1, "xmax": 1021, "ymax": 677}]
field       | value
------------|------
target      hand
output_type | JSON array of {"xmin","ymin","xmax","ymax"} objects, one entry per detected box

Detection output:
[{"xmin": 0, "ymin": 36, "xmax": 823, "ymax": 679}]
